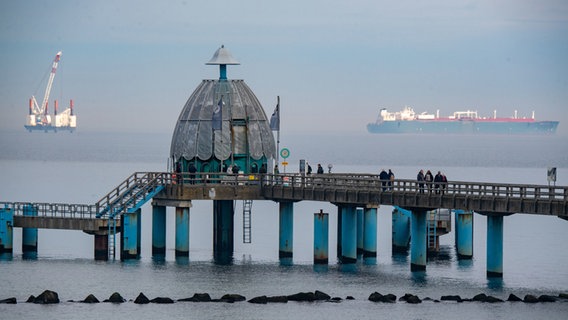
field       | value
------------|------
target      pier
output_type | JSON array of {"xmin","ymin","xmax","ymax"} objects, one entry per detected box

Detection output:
[{"xmin": 1, "ymin": 171, "xmax": 566, "ymax": 277}]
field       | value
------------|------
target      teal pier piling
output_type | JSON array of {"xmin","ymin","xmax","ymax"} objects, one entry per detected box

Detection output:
[
  {"xmin": 152, "ymin": 204, "xmax": 167, "ymax": 257},
  {"xmin": 175, "ymin": 206, "xmax": 190, "ymax": 257},
  {"xmin": 279, "ymin": 202, "xmax": 294, "ymax": 259},
  {"xmin": 213, "ymin": 200, "xmax": 234, "ymax": 264},
  {"xmin": 121, "ymin": 209, "xmax": 141, "ymax": 260},
  {"xmin": 455, "ymin": 209, "xmax": 474, "ymax": 259},
  {"xmin": 22, "ymin": 204, "xmax": 38, "ymax": 258},
  {"xmin": 357, "ymin": 208, "xmax": 364, "ymax": 258},
  {"xmin": 487, "ymin": 214, "xmax": 504, "ymax": 277},
  {"xmin": 0, "ymin": 207, "xmax": 13, "ymax": 254},
  {"xmin": 410, "ymin": 209, "xmax": 427, "ymax": 271},
  {"xmin": 363, "ymin": 206, "xmax": 378, "ymax": 264},
  {"xmin": 313, "ymin": 210, "xmax": 329, "ymax": 264},
  {"xmin": 340, "ymin": 206, "xmax": 357, "ymax": 264},
  {"xmin": 392, "ymin": 206, "xmax": 411, "ymax": 253}
]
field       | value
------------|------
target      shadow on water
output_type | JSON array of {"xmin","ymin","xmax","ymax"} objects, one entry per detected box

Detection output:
[
  {"xmin": 411, "ymin": 271, "xmax": 428, "ymax": 285},
  {"xmin": 313, "ymin": 264, "xmax": 329, "ymax": 273},
  {"xmin": 457, "ymin": 258, "xmax": 474, "ymax": 269},
  {"xmin": 487, "ymin": 277, "xmax": 504, "ymax": 290},
  {"xmin": 214, "ymin": 253, "xmax": 233, "ymax": 265},
  {"xmin": 0, "ymin": 253, "xmax": 13, "ymax": 261},
  {"xmin": 339, "ymin": 263, "xmax": 358, "ymax": 273},
  {"xmin": 392, "ymin": 253, "xmax": 409, "ymax": 266},
  {"xmin": 279, "ymin": 257, "xmax": 293, "ymax": 266},
  {"xmin": 22, "ymin": 252, "xmax": 38, "ymax": 260}
]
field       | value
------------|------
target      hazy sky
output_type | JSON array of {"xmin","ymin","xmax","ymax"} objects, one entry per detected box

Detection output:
[{"xmin": 1, "ymin": 0, "xmax": 567, "ymax": 134}]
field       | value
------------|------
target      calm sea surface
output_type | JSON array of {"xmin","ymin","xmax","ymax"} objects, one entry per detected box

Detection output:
[{"xmin": 1, "ymin": 130, "xmax": 567, "ymax": 319}]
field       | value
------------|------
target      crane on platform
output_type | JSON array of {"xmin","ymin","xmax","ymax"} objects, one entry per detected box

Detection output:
[{"xmin": 26, "ymin": 51, "xmax": 77, "ymax": 132}]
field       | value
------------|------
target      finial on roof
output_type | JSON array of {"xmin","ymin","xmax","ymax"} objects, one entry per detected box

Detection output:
[{"xmin": 206, "ymin": 45, "xmax": 240, "ymax": 80}]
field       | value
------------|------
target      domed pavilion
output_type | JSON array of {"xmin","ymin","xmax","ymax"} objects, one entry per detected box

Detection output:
[{"xmin": 170, "ymin": 45, "xmax": 276, "ymax": 175}]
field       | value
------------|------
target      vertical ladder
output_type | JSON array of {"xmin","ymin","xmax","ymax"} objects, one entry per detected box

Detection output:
[
  {"xmin": 242, "ymin": 200, "xmax": 253, "ymax": 243},
  {"xmin": 427, "ymin": 211, "xmax": 437, "ymax": 251},
  {"xmin": 108, "ymin": 217, "xmax": 117, "ymax": 260}
]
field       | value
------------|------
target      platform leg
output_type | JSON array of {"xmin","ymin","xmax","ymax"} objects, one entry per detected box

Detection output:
[
  {"xmin": 152, "ymin": 205, "xmax": 167, "ymax": 257},
  {"xmin": 314, "ymin": 210, "xmax": 329, "ymax": 264},
  {"xmin": 392, "ymin": 206, "xmax": 411, "ymax": 253},
  {"xmin": 0, "ymin": 207, "xmax": 14, "ymax": 254},
  {"xmin": 279, "ymin": 202, "xmax": 294, "ymax": 259},
  {"xmin": 121, "ymin": 209, "xmax": 140, "ymax": 260},
  {"xmin": 410, "ymin": 209, "xmax": 427, "ymax": 271},
  {"xmin": 213, "ymin": 200, "xmax": 234, "ymax": 264},
  {"xmin": 487, "ymin": 214, "xmax": 504, "ymax": 278},
  {"xmin": 363, "ymin": 206, "xmax": 378, "ymax": 264},
  {"xmin": 340, "ymin": 206, "xmax": 357, "ymax": 264},
  {"xmin": 175, "ymin": 207, "xmax": 190, "ymax": 257},
  {"xmin": 455, "ymin": 210, "xmax": 474, "ymax": 259},
  {"xmin": 22, "ymin": 204, "xmax": 38, "ymax": 259}
]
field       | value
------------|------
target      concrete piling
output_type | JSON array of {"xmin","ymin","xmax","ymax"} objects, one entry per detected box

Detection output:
[
  {"xmin": 213, "ymin": 200, "xmax": 234, "ymax": 264},
  {"xmin": 175, "ymin": 207, "xmax": 190, "ymax": 257},
  {"xmin": 121, "ymin": 209, "xmax": 141, "ymax": 260},
  {"xmin": 0, "ymin": 207, "xmax": 13, "ymax": 254},
  {"xmin": 313, "ymin": 210, "xmax": 329, "ymax": 264},
  {"xmin": 392, "ymin": 206, "xmax": 411, "ymax": 253},
  {"xmin": 357, "ymin": 208, "xmax": 364, "ymax": 259},
  {"xmin": 455, "ymin": 210, "xmax": 474, "ymax": 259},
  {"xmin": 340, "ymin": 206, "xmax": 357, "ymax": 264},
  {"xmin": 22, "ymin": 204, "xmax": 38, "ymax": 258},
  {"xmin": 279, "ymin": 202, "xmax": 294, "ymax": 259},
  {"xmin": 363, "ymin": 206, "xmax": 378, "ymax": 264},
  {"xmin": 487, "ymin": 214, "xmax": 504, "ymax": 278},
  {"xmin": 152, "ymin": 204, "xmax": 166, "ymax": 257},
  {"xmin": 94, "ymin": 233, "xmax": 108, "ymax": 261},
  {"xmin": 410, "ymin": 209, "xmax": 427, "ymax": 271}
]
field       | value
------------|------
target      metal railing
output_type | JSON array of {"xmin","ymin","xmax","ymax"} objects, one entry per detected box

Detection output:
[
  {"xmin": 0, "ymin": 202, "xmax": 98, "ymax": 219},
  {"xmin": 259, "ymin": 173, "xmax": 568, "ymax": 201}
]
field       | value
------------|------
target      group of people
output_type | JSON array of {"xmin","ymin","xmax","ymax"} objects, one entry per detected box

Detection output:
[
  {"xmin": 379, "ymin": 169, "xmax": 395, "ymax": 191},
  {"xmin": 306, "ymin": 162, "xmax": 325, "ymax": 175},
  {"xmin": 417, "ymin": 169, "xmax": 447, "ymax": 194}
]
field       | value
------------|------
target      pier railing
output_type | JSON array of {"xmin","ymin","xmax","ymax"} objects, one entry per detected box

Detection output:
[
  {"xmin": 0, "ymin": 202, "xmax": 98, "ymax": 219},
  {"xmin": 3, "ymin": 172, "xmax": 567, "ymax": 219}
]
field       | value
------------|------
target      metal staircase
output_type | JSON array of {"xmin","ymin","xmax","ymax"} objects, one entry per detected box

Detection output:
[
  {"xmin": 242, "ymin": 200, "xmax": 253, "ymax": 243},
  {"xmin": 95, "ymin": 172, "xmax": 168, "ymax": 259}
]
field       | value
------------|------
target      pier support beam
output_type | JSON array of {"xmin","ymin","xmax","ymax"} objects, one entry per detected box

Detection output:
[
  {"xmin": 175, "ymin": 206, "xmax": 190, "ymax": 257},
  {"xmin": 22, "ymin": 204, "xmax": 38, "ymax": 258},
  {"xmin": 94, "ymin": 233, "xmax": 108, "ymax": 261},
  {"xmin": 121, "ymin": 209, "xmax": 141, "ymax": 260},
  {"xmin": 340, "ymin": 205, "xmax": 357, "ymax": 264},
  {"xmin": 410, "ymin": 209, "xmax": 427, "ymax": 271},
  {"xmin": 152, "ymin": 204, "xmax": 166, "ymax": 257},
  {"xmin": 455, "ymin": 209, "xmax": 474, "ymax": 259},
  {"xmin": 392, "ymin": 206, "xmax": 411, "ymax": 253},
  {"xmin": 279, "ymin": 202, "xmax": 294, "ymax": 259},
  {"xmin": 0, "ymin": 207, "xmax": 13, "ymax": 254},
  {"xmin": 313, "ymin": 210, "xmax": 329, "ymax": 264},
  {"xmin": 363, "ymin": 206, "xmax": 378, "ymax": 264},
  {"xmin": 486, "ymin": 214, "xmax": 504, "ymax": 278},
  {"xmin": 357, "ymin": 208, "xmax": 364, "ymax": 258},
  {"xmin": 213, "ymin": 200, "xmax": 234, "ymax": 264}
]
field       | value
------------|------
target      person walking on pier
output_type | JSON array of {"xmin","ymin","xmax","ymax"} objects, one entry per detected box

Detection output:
[
  {"xmin": 317, "ymin": 164, "xmax": 324, "ymax": 174},
  {"xmin": 417, "ymin": 169, "xmax": 425, "ymax": 193},
  {"xmin": 379, "ymin": 169, "xmax": 388, "ymax": 191},
  {"xmin": 434, "ymin": 171, "xmax": 443, "ymax": 194},
  {"xmin": 388, "ymin": 169, "xmax": 395, "ymax": 190},
  {"xmin": 424, "ymin": 170, "xmax": 433, "ymax": 193},
  {"xmin": 307, "ymin": 162, "xmax": 312, "ymax": 175}
]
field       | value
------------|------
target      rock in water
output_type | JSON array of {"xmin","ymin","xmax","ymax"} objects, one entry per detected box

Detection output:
[
  {"xmin": 134, "ymin": 293, "xmax": 150, "ymax": 304},
  {"xmin": 82, "ymin": 294, "xmax": 100, "ymax": 303},
  {"xmin": 33, "ymin": 290, "xmax": 60, "ymax": 304}
]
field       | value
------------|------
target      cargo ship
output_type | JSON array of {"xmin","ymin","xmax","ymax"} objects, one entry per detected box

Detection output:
[
  {"xmin": 367, "ymin": 107, "xmax": 558, "ymax": 134},
  {"xmin": 24, "ymin": 51, "xmax": 77, "ymax": 132}
]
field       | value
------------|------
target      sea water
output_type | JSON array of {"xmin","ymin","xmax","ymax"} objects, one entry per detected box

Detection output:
[{"xmin": 1, "ymin": 130, "xmax": 567, "ymax": 320}]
